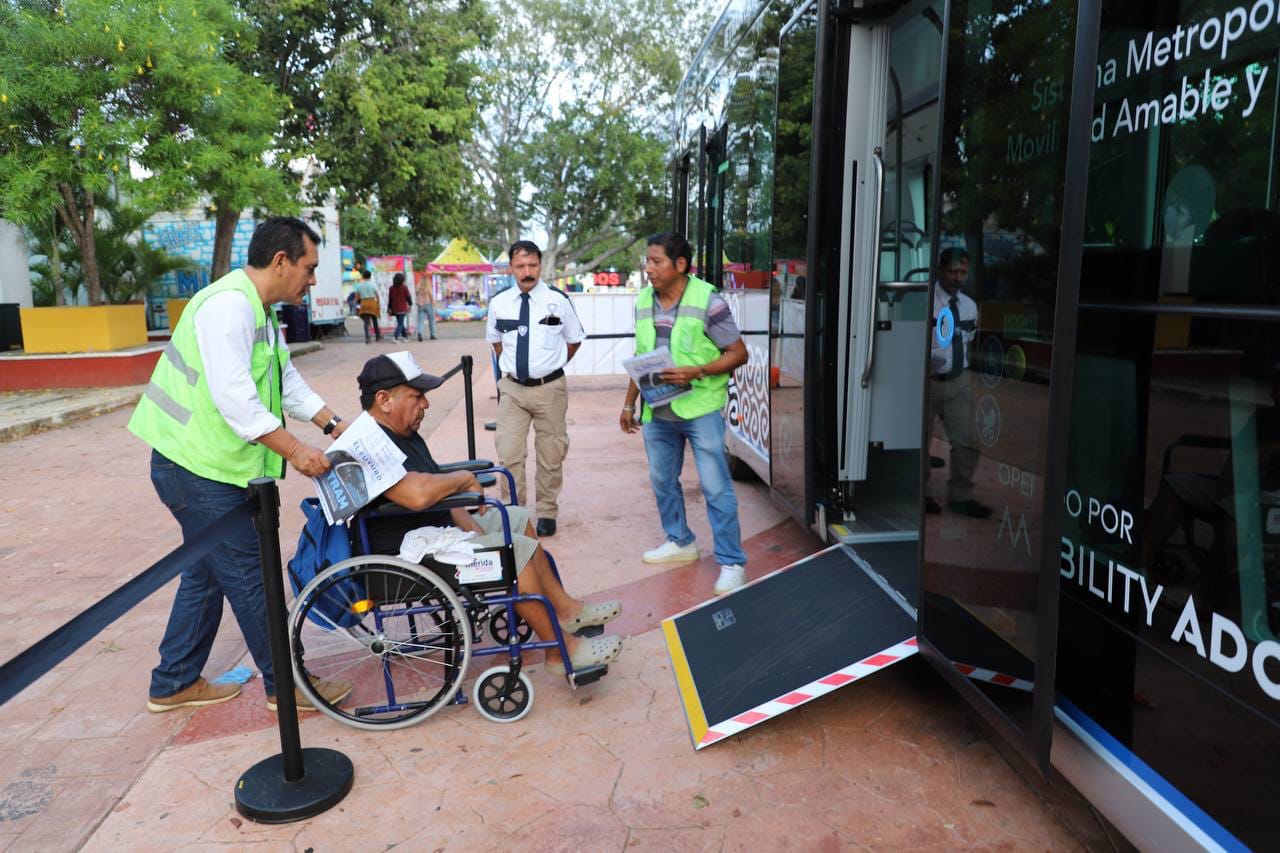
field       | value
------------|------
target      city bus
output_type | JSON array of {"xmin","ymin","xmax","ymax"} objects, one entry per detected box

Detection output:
[{"xmin": 673, "ymin": 0, "xmax": 1279, "ymax": 848}]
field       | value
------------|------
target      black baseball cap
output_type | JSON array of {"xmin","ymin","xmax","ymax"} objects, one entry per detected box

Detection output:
[{"xmin": 357, "ymin": 351, "xmax": 445, "ymax": 395}]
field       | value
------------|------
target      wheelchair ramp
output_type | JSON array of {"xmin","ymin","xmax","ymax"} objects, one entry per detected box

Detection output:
[{"xmin": 662, "ymin": 544, "xmax": 918, "ymax": 749}]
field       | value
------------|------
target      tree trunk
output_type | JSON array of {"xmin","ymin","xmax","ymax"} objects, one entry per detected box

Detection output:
[
  {"xmin": 55, "ymin": 185, "xmax": 102, "ymax": 304},
  {"xmin": 211, "ymin": 201, "xmax": 240, "ymax": 281},
  {"xmin": 50, "ymin": 216, "xmax": 65, "ymax": 306}
]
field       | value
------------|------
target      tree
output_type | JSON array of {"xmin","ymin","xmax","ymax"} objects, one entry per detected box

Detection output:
[
  {"xmin": 27, "ymin": 196, "xmax": 194, "ymax": 305},
  {"xmin": 468, "ymin": 0, "xmax": 691, "ymax": 277},
  {"xmin": 0, "ymin": 0, "xmax": 279, "ymax": 303},
  {"xmin": 310, "ymin": 0, "xmax": 490, "ymax": 242},
  {"xmin": 339, "ymin": 203, "xmax": 443, "ymax": 266}
]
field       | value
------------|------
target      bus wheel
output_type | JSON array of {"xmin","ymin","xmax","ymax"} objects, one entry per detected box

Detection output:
[{"xmin": 726, "ymin": 451, "xmax": 756, "ymax": 482}]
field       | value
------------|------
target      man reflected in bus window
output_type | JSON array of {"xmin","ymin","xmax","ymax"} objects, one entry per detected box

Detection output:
[{"xmin": 928, "ymin": 247, "xmax": 989, "ymax": 518}]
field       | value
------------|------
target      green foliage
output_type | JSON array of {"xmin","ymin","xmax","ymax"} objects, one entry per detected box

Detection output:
[
  {"xmin": 27, "ymin": 197, "xmax": 195, "ymax": 305},
  {"xmin": 0, "ymin": 0, "xmax": 290, "ymax": 302},
  {"xmin": 469, "ymin": 0, "xmax": 690, "ymax": 276},
  {"xmin": 264, "ymin": 0, "xmax": 492, "ymax": 244},
  {"xmin": 339, "ymin": 203, "xmax": 443, "ymax": 266}
]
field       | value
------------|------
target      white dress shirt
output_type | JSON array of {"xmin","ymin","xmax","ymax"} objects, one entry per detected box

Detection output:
[
  {"xmin": 194, "ymin": 289, "xmax": 325, "ymax": 442},
  {"xmin": 931, "ymin": 284, "xmax": 978, "ymax": 376},
  {"xmin": 485, "ymin": 281, "xmax": 585, "ymax": 378}
]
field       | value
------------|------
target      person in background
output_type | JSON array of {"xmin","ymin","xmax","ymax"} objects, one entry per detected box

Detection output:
[
  {"xmin": 485, "ymin": 240, "xmax": 585, "ymax": 537},
  {"xmin": 416, "ymin": 274, "xmax": 437, "ymax": 341},
  {"xmin": 388, "ymin": 272, "xmax": 412, "ymax": 343},
  {"xmin": 927, "ymin": 247, "xmax": 989, "ymax": 518},
  {"xmin": 620, "ymin": 231, "xmax": 750, "ymax": 596},
  {"xmin": 356, "ymin": 268, "xmax": 382, "ymax": 344},
  {"xmin": 128, "ymin": 216, "xmax": 352, "ymax": 714}
]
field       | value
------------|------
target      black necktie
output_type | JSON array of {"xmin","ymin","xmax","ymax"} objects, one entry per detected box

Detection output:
[
  {"xmin": 516, "ymin": 292, "xmax": 530, "ymax": 380},
  {"xmin": 948, "ymin": 294, "xmax": 964, "ymax": 379}
]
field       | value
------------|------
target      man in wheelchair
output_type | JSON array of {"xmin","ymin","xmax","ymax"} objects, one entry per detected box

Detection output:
[{"xmin": 357, "ymin": 352, "xmax": 624, "ymax": 675}]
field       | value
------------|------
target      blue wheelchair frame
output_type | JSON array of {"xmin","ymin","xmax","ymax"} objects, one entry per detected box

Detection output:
[{"xmin": 346, "ymin": 463, "xmax": 603, "ymax": 718}]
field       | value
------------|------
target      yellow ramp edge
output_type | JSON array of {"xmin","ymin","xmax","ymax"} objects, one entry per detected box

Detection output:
[{"xmin": 661, "ymin": 617, "xmax": 709, "ymax": 747}]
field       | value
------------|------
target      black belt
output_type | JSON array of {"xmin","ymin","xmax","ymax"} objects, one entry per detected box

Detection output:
[{"xmin": 505, "ymin": 368, "xmax": 564, "ymax": 387}]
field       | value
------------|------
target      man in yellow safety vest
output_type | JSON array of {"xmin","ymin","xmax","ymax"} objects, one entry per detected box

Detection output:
[
  {"xmin": 129, "ymin": 217, "xmax": 352, "ymax": 714},
  {"xmin": 620, "ymin": 232, "xmax": 750, "ymax": 595}
]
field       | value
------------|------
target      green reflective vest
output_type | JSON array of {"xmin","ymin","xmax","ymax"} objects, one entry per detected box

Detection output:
[
  {"xmin": 634, "ymin": 275, "xmax": 728, "ymax": 423},
  {"xmin": 128, "ymin": 270, "xmax": 289, "ymax": 487}
]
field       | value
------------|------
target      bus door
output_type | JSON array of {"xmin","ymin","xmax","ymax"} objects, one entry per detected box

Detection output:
[{"xmin": 830, "ymin": 1, "xmax": 943, "ymax": 542}]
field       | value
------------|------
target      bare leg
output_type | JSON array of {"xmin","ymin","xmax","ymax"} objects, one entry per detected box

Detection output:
[{"xmin": 512, "ymin": 544, "xmax": 583, "ymax": 664}]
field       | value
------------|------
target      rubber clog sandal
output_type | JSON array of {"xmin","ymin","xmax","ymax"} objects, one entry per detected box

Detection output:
[
  {"xmin": 559, "ymin": 599, "xmax": 621, "ymax": 634},
  {"xmin": 545, "ymin": 633, "xmax": 624, "ymax": 676}
]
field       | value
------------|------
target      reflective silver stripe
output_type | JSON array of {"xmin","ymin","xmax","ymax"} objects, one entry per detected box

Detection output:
[
  {"xmin": 675, "ymin": 302, "xmax": 708, "ymax": 323},
  {"xmin": 253, "ymin": 324, "xmax": 273, "ymax": 345},
  {"xmin": 163, "ymin": 341, "xmax": 200, "ymax": 386},
  {"xmin": 144, "ymin": 382, "xmax": 192, "ymax": 426},
  {"xmin": 636, "ymin": 302, "xmax": 655, "ymax": 325}
]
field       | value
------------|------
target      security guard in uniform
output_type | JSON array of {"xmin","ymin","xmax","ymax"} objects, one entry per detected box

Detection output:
[
  {"xmin": 620, "ymin": 232, "xmax": 750, "ymax": 595},
  {"xmin": 485, "ymin": 240, "xmax": 585, "ymax": 536},
  {"xmin": 129, "ymin": 217, "xmax": 352, "ymax": 713}
]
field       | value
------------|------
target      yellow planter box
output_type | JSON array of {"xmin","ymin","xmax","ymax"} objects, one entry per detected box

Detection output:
[
  {"xmin": 19, "ymin": 305, "xmax": 148, "ymax": 353},
  {"xmin": 167, "ymin": 298, "xmax": 190, "ymax": 333}
]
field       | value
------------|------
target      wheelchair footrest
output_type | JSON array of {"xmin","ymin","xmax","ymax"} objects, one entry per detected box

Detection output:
[
  {"xmin": 569, "ymin": 664, "xmax": 608, "ymax": 687},
  {"xmin": 574, "ymin": 624, "xmax": 604, "ymax": 638}
]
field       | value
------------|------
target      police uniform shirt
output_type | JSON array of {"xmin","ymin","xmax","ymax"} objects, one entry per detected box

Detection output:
[
  {"xmin": 931, "ymin": 284, "xmax": 978, "ymax": 376},
  {"xmin": 485, "ymin": 281, "xmax": 585, "ymax": 379}
]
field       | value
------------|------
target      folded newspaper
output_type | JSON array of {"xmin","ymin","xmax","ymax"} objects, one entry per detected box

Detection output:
[
  {"xmin": 312, "ymin": 411, "xmax": 408, "ymax": 524},
  {"xmin": 622, "ymin": 346, "xmax": 693, "ymax": 408}
]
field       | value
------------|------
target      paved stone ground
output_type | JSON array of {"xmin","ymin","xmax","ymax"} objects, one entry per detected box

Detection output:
[{"xmin": 0, "ymin": 320, "xmax": 1115, "ymax": 851}]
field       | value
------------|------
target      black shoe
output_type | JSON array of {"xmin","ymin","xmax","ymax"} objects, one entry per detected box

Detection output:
[
  {"xmin": 417, "ymin": 332, "xmax": 423, "ymax": 342},
  {"xmin": 948, "ymin": 499, "xmax": 993, "ymax": 519},
  {"xmin": 925, "ymin": 496, "xmax": 942, "ymax": 515},
  {"xmin": 536, "ymin": 518, "xmax": 557, "ymax": 537},
  {"xmin": 930, "ymin": 455, "xmax": 946, "ymax": 468}
]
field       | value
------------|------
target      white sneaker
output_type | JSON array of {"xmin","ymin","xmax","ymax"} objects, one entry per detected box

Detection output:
[
  {"xmin": 714, "ymin": 564, "xmax": 746, "ymax": 595},
  {"xmin": 642, "ymin": 540, "xmax": 699, "ymax": 564}
]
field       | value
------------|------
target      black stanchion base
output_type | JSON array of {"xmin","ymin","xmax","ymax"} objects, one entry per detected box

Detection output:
[
  {"xmin": 484, "ymin": 421, "xmax": 497, "ymax": 431},
  {"xmin": 234, "ymin": 747, "xmax": 354, "ymax": 824}
]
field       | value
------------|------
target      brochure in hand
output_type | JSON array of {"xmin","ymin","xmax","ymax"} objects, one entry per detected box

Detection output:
[
  {"xmin": 312, "ymin": 411, "xmax": 408, "ymax": 524},
  {"xmin": 622, "ymin": 346, "xmax": 693, "ymax": 408}
]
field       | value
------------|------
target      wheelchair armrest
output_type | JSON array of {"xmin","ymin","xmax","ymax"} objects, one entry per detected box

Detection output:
[
  {"xmin": 1161, "ymin": 434, "xmax": 1232, "ymax": 476},
  {"xmin": 435, "ymin": 459, "xmax": 494, "ymax": 473},
  {"xmin": 360, "ymin": 492, "xmax": 486, "ymax": 520}
]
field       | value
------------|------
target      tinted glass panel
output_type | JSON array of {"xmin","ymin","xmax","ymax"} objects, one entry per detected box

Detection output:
[
  {"xmin": 769, "ymin": 3, "xmax": 817, "ymax": 513},
  {"xmin": 1061, "ymin": 2, "xmax": 1280, "ymax": 845},
  {"xmin": 921, "ymin": 0, "xmax": 1080, "ymax": 738}
]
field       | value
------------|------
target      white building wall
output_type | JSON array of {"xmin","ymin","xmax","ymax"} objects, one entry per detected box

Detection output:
[{"xmin": 0, "ymin": 220, "xmax": 33, "ymax": 307}]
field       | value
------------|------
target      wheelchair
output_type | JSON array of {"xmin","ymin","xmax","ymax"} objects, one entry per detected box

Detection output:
[{"xmin": 287, "ymin": 460, "xmax": 608, "ymax": 730}]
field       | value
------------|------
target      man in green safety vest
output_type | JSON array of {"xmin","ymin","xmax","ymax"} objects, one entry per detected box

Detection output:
[
  {"xmin": 620, "ymin": 232, "xmax": 750, "ymax": 595},
  {"xmin": 129, "ymin": 217, "xmax": 353, "ymax": 714}
]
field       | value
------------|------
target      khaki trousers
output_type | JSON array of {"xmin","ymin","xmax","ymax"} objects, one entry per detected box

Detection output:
[
  {"xmin": 929, "ymin": 373, "xmax": 978, "ymax": 503},
  {"xmin": 494, "ymin": 375, "xmax": 569, "ymax": 519}
]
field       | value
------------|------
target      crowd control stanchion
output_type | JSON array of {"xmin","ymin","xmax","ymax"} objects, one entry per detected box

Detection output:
[
  {"xmin": 485, "ymin": 349, "xmax": 499, "ymax": 433},
  {"xmin": 462, "ymin": 355, "xmax": 478, "ymax": 459},
  {"xmin": 235, "ymin": 478, "xmax": 353, "ymax": 823}
]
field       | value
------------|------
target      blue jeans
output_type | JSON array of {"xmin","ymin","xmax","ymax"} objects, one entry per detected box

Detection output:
[
  {"xmin": 148, "ymin": 451, "xmax": 276, "ymax": 698},
  {"xmin": 642, "ymin": 412, "xmax": 746, "ymax": 566},
  {"xmin": 417, "ymin": 305, "xmax": 436, "ymax": 339},
  {"xmin": 393, "ymin": 313, "xmax": 408, "ymax": 339}
]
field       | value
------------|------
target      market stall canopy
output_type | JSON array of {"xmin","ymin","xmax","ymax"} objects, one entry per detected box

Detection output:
[{"xmin": 427, "ymin": 238, "xmax": 493, "ymax": 273}]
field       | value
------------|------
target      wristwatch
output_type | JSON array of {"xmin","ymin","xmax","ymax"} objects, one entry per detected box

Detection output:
[{"xmin": 322, "ymin": 415, "xmax": 342, "ymax": 436}]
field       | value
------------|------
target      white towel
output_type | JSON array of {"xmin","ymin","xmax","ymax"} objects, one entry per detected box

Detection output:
[{"xmin": 398, "ymin": 526, "xmax": 479, "ymax": 566}]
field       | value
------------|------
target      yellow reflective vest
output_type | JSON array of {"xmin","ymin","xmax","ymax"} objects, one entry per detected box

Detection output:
[
  {"xmin": 634, "ymin": 275, "xmax": 729, "ymax": 423},
  {"xmin": 128, "ymin": 270, "xmax": 290, "ymax": 487}
]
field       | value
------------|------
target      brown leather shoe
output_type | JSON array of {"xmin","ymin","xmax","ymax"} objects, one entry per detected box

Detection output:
[
  {"xmin": 147, "ymin": 677, "xmax": 241, "ymax": 713},
  {"xmin": 267, "ymin": 677, "xmax": 353, "ymax": 713}
]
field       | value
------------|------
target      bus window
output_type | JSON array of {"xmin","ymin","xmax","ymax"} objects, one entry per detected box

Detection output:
[{"xmin": 1063, "ymin": 2, "xmax": 1280, "ymax": 845}]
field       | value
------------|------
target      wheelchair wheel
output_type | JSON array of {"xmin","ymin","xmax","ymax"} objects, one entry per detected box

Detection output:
[
  {"xmin": 471, "ymin": 666, "xmax": 534, "ymax": 723},
  {"xmin": 486, "ymin": 607, "xmax": 533, "ymax": 646},
  {"xmin": 289, "ymin": 556, "xmax": 472, "ymax": 730}
]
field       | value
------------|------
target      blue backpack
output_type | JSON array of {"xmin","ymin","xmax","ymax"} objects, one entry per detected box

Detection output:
[{"xmin": 287, "ymin": 498, "xmax": 364, "ymax": 629}]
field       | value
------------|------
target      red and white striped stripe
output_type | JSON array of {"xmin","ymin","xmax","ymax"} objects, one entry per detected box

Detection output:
[
  {"xmin": 697, "ymin": 636, "xmax": 919, "ymax": 748},
  {"xmin": 953, "ymin": 662, "xmax": 1033, "ymax": 692}
]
